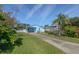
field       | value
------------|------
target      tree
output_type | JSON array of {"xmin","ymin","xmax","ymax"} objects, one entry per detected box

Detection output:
[
  {"xmin": 70, "ymin": 17, "xmax": 79, "ymax": 27},
  {"xmin": 0, "ymin": 24, "xmax": 16, "ymax": 52},
  {"xmin": 0, "ymin": 14, "xmax": 16, "ymax": 52},
  {"xmin": 52, "ymin": 13, "xmax": 70, "ymax": 36},
  {"xmin": 0, "ymin": 12, "xmax": 17, "ymax": 27},
  {"xmin": 0, "ymin": 8, "xmax": 22, "ymax": 53}
]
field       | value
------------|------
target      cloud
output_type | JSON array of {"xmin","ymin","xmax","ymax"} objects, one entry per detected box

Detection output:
[
  {"xmin": 26, "ymin": 4, "xmax": 43, "ymax": 20},
  {"xmin": 39, "ymin": 5, "xmax": 56, "ymax": 25},
  {"xmin": 64, "ymin": 5, "xmax": 79, "ymax": 15}
]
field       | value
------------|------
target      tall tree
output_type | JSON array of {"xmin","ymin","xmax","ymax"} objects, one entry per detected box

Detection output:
[
  {"xmin": 53, "ymin": 13, "xmax": 70, "ymax": 36},
  {"xmin": 0, "ymin": 11, "xmax": 17, "ymax": 28},
  {"xmin": 0, "ymin": 6, "xmax": 22, "ymax": 53}
]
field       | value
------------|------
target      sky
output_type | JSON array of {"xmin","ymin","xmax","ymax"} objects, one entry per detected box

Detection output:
[{"xmin": 2, "ymin": 4, "xmax": 79, "ymax": 26}]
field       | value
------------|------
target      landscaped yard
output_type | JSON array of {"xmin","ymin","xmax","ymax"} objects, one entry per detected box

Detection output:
[
  {"xmin": 42, "ymin": 33, "xmax": 79, "ymax": 44},
  {"xmin": 12, "ymin": 32, "xmax": 64, "ymax": 54}
]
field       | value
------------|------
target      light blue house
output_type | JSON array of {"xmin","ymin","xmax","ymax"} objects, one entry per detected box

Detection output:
[
  {"xmin": 16, "ymin": 25, "xmax": 45, "ymax": 33},
  {"xmin": 28, "ymin": 25, "xmax": 45, "ymax": 33}
]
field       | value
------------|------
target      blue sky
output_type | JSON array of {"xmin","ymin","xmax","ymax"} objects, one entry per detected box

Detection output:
[{"xmin": 2, "ymin": 4, "xmax": 79, "ymax": 26}]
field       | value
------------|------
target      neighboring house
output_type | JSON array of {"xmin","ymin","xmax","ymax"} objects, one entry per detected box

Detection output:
[
  {"xmin": 29, "ymin": 25, "xmax": 45, "ymax": 33},
  {"xmin": 45, "ymin": 24, "xmax": 59, "ymax": 32},
  {"xmin": 15, "ymin": 23, "xmax": 28, "ymax": 33},
  {"xmin": 16, "ymin": 29, "xmax": 27, "ymax": 33}
]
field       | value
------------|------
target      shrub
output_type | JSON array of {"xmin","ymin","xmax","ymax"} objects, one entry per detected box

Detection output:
[
  {"xmin": 64, "ymin": 26, "xmax": 77, "ymax": 37},
  {"xmin": 14, "ymin": 38, "xmax": 23, "ymax": 47},
  {"xmin": 0, "ymin": 24, "xmax": 17, "ymax": 52},
  {"xmin": 64, "ymin": 30, "xmax": 75, "ymax": 37},
  {"xmin": 0, "ymin": 11, "xmax": 23, "ymax": 53}
]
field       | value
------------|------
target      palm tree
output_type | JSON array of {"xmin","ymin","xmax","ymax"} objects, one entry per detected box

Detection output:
[{"xmin": 53, "ymin": 13, "xmax": 70, "ymax": 36}]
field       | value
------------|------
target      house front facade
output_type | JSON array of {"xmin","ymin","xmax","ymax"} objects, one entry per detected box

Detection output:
[
  {"xmin": 28, "ymin": 25, "xmax": 45, "ymax": 33},
  {"xmin": 45, "ymin": 25, "xmax": 59, "ymax": 32}
]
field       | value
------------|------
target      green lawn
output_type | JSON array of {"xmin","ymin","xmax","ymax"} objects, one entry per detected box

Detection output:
[
  {"xmin": 42, "ymin": 33, "xmax": 79, "ymax": 44},
  {"xmin": 12, "ymin": 32, "xmax": 64, "ymax": 54},
  {"xmin": 59, "ymin": 36, "xmax": 79, "ymax": 44}
]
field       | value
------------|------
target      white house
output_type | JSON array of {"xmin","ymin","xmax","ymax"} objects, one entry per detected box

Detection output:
[
  {"xmin": 16, "ymin": 29, "xmax": 27, "ymax": 33},
  {"xmin": 44, "ymin": 24, "xmax": 59, "ymax": 32}
]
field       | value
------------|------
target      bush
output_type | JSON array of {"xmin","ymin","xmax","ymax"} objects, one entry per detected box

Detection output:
[
  {"xmin": 0, "ymin": 24, "xmax": 17, "ymax": 52},
  {"xmin": 64, "ymin": 30, "xmax": 75, "ymax": 37},
  {"xmin": 0, "ymin": 24, "xmax": 23, "ymax": 53},
  {"xmin": 14, "ymin": 38, "xmax": 23, "ymax": 47},
  {"xmin": 64, "ymin": 26, "xmax": 77, "ymax": 37},
  {"xmin": 0, "ymin": 11, "xmax": 23, "ymax": 53}
]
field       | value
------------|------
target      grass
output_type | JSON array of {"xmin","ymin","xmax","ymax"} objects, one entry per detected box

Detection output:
[
  {"xmin": 59, "ymin": 36, "xmax": 79, "ymax": 43},
  {"xmin": 42, "ymin": 32, "xmax": 79, "ymax": 44},
  {"xmin": 40, "ymin": 32, "xmax": 59, "ymax": 39},
  {"xmin": 11, "ymin": 32, "xmax": 64, "ymax": 54}
]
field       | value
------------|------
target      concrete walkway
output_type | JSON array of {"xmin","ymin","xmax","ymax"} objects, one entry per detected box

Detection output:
[{"xmin": 29, "ymin": 33, "xmax": 79, "ymax": 54}]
